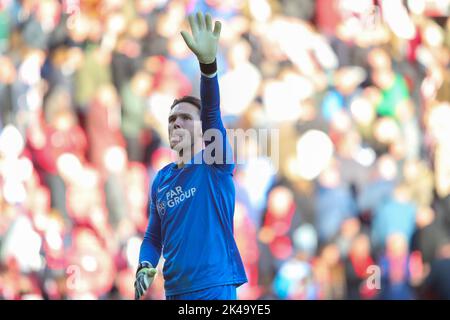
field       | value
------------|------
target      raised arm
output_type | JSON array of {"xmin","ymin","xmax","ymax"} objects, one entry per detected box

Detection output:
[{"xmin": 181, "ymin": 12, "xmax": 233, "ymax": 171}]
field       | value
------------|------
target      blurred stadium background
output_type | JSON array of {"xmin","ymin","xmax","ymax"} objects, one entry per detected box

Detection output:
[{"xmin": 1, "ymin": 0, "xmax": 450, "ymax": 300}]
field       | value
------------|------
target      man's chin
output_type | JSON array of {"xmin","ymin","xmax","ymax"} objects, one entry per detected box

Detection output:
[
  {"xmin": 171, "ymin": 142, "xmax": 194, "ymax": 158},
  {"xmin": 171, "ymin": 141, "xmax": 186, "ymax": 152},
  {"xmin": 170, "ymin": 138, "xmax": 182, "ymax": 149}
]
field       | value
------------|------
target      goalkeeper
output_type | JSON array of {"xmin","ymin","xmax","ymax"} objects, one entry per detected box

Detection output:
[{"xmin": 134, "ymin": 12, "xmax": 248, "ymax": 300}]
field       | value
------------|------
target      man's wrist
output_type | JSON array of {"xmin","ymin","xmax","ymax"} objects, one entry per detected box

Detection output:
[
  {"xmin": 136, "ymin": 261, "xmax": 153, "ymax": 275},
  {"xmin": 199, "ymin": 59, "xmax": 217, "ymax": 76}
]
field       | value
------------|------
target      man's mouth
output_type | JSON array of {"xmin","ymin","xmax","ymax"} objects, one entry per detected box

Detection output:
[
  {"xmin": 170, "ymin": 135, "xmax": 182, "ymax": 144},
  {"xmin": 170, "ymin": 130, "xmax": 185, "ymax": 146}
]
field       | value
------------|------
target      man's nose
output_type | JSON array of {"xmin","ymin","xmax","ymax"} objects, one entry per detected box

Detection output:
[{"xmin": 174, "ymin": 117, "xmax": 183, "ymax": 129}]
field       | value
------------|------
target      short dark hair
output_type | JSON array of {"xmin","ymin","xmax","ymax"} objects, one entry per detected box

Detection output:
[{"xmin": 170, "ymin": 96, "xmax": 201, "ymax": 110}]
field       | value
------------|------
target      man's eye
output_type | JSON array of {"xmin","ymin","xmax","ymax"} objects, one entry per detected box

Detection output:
[{"xmin": 182, "ymin": 115, "xmax": 191, "ymax": 120}]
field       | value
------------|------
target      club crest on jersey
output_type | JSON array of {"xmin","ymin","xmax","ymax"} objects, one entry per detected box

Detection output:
[{"xmin": 157, "ymin": 200, "xmax": 166, "ymax": 216}]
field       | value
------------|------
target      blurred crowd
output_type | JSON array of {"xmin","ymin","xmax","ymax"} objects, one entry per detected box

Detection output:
[{"xmin": 1, "ymin": 0, "xmax": 450, "ymax": 300}]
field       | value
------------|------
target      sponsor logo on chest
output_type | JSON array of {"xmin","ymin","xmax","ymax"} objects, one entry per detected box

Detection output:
[{"xmin": 157, "ymin": 185, "xmax": 197, "ymax": 217}]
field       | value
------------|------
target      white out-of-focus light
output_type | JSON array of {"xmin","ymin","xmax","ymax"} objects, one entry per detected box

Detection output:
[
  {"xmin": 378, "ymin": 155, "xmax": 398, "ymax": 180},
  {"xmin": 283, "ymin": 73, "xmax": 315, "ymax": 102},
  {"xmin": 248, "ymin": 0, "xmax": 272, "ymax": 22},
  {"xmin": 354, "ymin": 147, "xmax": 376, "ymax": 167},
  {"xmin": 45, "ymin": 230, "xmax": 63, "ymax": 251},
  {"xmin": 18, "ymin": 52, "xmax": 43, "ymax": 85},
  {"xmin": 350, "ymin": 97, "xmax": 375, "ymax": 125},
  {"xmin": 18, "ymin": 157, "xmax": 34, "ymax": 181},
  {"xmin": 68, "ymin": 12, "xmax": 90, "ymax": 37},
  {"xmin": 106, "ymin": 13, "xmax": 126, "ymax": 35},
  {"xmin": 104, "ymin": 146, "xmax": 127, "ymax": 173},
  {"xmin": 416, "ymin": 46, "xmax": 436, "ymax": 69},
  {"xmin": 374, "ymin": 117, "xmax": 400, "ymax": 143},
  {"xmin": 0, "ymin": 125, "xmax": 24, "ymax": 158},
  {"xmin": 126, "ymin": 236, "xmax": 142, "ymax": 270},
  {"xmin": 3, "ymin": 180, "xmax": 26, "ymax": 204},
  {"xmin": 34, "ymin": 213, "xmax": 48, "ymax": 232},
  {"xmin": 423, "ymin": 23, "xmax": 444, "ymax": 47},
  {"xmin": 407, "ymin": 0, "xmax": 426, "ymax": 15},
  {"xmin": 312, "ymin": 35, "xmax": 339, "ymax": 70},
  {"xmin": 57, "ymin": 153, "xmax": 83, "ymax": 181},
  {"xmin": 421, "ymin": 75, "xmax": 437, "ymax": 100},
  {"xmin": 72, "ymin": 293, "xmax": 97, "ymax": 300},
  {"xmin": 427, "ymin": 102, "xmax": 450, "ymax": 143},
  {"xmin": 0, "ymin": 215, "xmax": 42, "ymax": 272},
  {"xmin": 295, "ymin": 130, "xmax": 334, "ymax": 180},
  {"xmin": 81, "ymin": 255, "xmax": 98, "ymax": 273},
  {"xmin": 331, "ymin": 110, "xmax": 352, "ymax": 132},
  {"xmin": 242, "ymin": 157, "xmax": 276, "ymax": 211},
  {"xmin": 1, "ymin": 156, "xmax": 33, "ymax": 182},
  {"xmin": 148, "ymin": 92, "xmax": 175, "ymax": 128},
  {"xmin": 382, "ymin": 0, "xmax": 416, "ymax": 40},
  {"xmin": 128, "ymin": 186, "xmax": 145, "ymax": 207},
  {"xmin": 263, "ymin": 80, "xmax": 302, "ymax": 123},
  {"xmin": 279, "ymin": 259, "xmax": 311, "ymax": 282},
  {"xmin": 26, "ymin": 87, "xmax": 43, "ymax": 111},
  {"xmin": 219, "ymin": 63, "xmax": 262, "ymax": 116},
  {"xmin": 268, "ymin": 186, "xmax": 294, "ymax": 215},
  {"xmin": 79, "ymin": 168, "xmax": 99, "ymax": 189},
  {"xmin": 21, "ymin": 294, "xmax": 44, "ymax": 300},
  {"xmin": 340, "ymin": 0, "xmax": 374, "ymax": 14}
]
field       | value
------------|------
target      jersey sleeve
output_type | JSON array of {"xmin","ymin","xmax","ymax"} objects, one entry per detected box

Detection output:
[
  {"xmin": 139, "ymin": 173, "xmax": 162, "ymax": 267},
  {"xmin": 200, "ymin": 72, "xmax": 234, "ymax": 173}
]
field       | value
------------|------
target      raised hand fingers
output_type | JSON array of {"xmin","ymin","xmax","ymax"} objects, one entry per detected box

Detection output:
[
  {"xmin": 182, "ymin": 11, "xmax": 221, "ymax": 61},
  {"xmin": 213, "ymin": 20, "xmax": 221, "ymax": 38},
  {"xmin": 196, "ymin": 12, "xmax": 206, "ymax": 30},
  {"xmin": 205, "ymin": 13, "xmax": 213, "ymax": 31},
  {"xmin": 188, "ymin": 14, "xmax": 199, "ymax": 36},
  {"xmin": 180, "ymin": 30, "xmax": 196, "ymax": 52}
]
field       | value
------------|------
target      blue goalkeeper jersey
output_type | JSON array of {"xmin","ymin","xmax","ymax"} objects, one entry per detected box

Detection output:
[{"xmin": 139, "ymin": 74, "xmax": 248, "ymax": 296}]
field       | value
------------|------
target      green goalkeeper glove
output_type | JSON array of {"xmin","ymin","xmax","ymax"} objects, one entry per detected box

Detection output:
[
  {"xmin": 180, "ymin": 12, "xmax": 222, "ymax": 64},
  {"xmin": 134, "ymin": 262, "xmax": 157, "ymax": 300}
]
